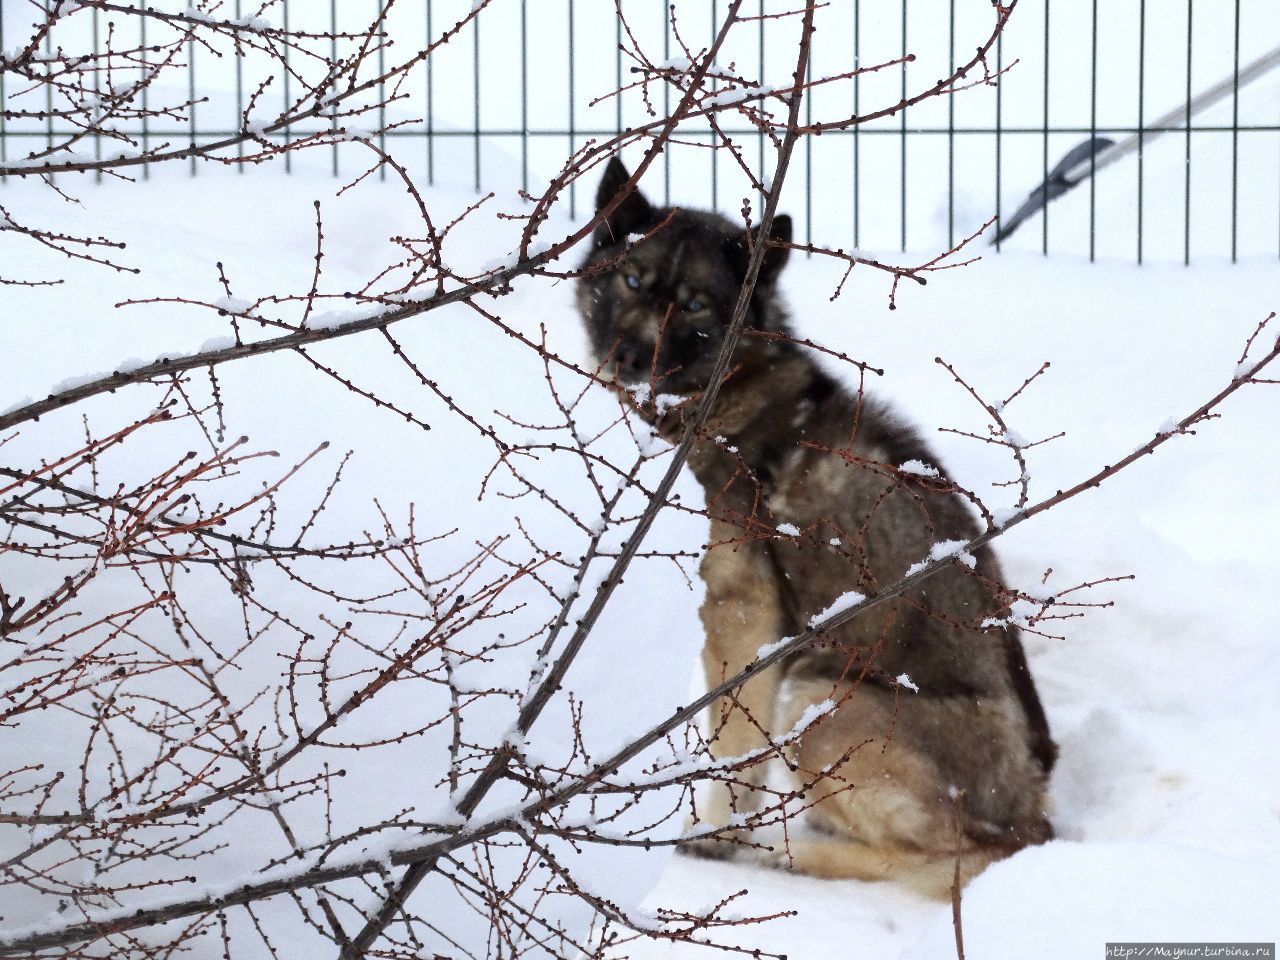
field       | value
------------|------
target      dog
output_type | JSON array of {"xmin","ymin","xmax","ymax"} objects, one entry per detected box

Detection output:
[{"xmin": 576, "ymin": 157, "xmax": 1055, "ymax": 896}]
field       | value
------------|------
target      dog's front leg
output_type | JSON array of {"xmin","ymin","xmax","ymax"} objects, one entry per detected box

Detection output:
[{"xmin": 684, "ymin": 522, "xmax": 790, "ymax": 857}]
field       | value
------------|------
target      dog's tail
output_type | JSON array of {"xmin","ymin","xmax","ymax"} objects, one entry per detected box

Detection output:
[{"xmin": 764, "ymin": 836, "xmax": 1013, "ymax": 900}]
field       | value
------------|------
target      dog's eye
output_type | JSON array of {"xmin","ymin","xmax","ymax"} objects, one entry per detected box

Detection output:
[
  {"xmin": 685, "ymin": 297, "xmax": 705, "ymax": 313},
  {"xmin": 623, "ymin": 273, "xmax": 642, "ymax": 290}
]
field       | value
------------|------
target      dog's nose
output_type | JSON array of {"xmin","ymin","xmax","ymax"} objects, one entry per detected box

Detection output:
[{"xmin": 615, "ymin": 342, "xmax": 649, "ymax": 378}]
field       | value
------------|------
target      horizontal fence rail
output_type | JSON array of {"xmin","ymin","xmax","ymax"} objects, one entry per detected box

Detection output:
[{"xmin": 2, "ymin": 0, "xmax": 1279, "ymax": 263}]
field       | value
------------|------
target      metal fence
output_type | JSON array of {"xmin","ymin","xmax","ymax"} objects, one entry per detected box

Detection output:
[{"xmin": 3, "ymin": 0, "xmax": 1279, "ymax": 263}]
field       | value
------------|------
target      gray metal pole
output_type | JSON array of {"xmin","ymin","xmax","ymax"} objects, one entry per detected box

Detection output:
[{"xmin": 1061, "ymin": 42, "xmax": 1280, "ymax": 185}]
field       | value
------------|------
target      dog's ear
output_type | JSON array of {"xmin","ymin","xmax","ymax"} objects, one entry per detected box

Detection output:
[
  {"xmin": 595, "ymin": 156, "xmax": 654, "ymax": 245},
  {"xmin": 726, "ymin": 215, "xmax": 792, "ymax": 285},
  {"xmin": 754, "ymin": 215, "xmax": 791, "ymax": 284}
]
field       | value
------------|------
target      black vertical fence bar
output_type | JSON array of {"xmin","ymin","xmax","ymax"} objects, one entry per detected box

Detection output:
[
  {"xmin": 189, "ymin": 30, "xmax": 197, "ymax": 176},
  {"xmin": 899, "ymin": 0, "xmax": 907, "ymax": 252},
  {"xmin": 426, "ymin": 0, "xmax": 433, "ymax": 185},
  {"xmin": 710, "ymin": 0, "xmax": 718, "ymax": 211},
  {"xmin": 662, "ymin": 4, "xmax": 670, "ymax": 206},
  {"xmin": 994, "ymin": 18, "xmax": 1003, "ymax": 251},
  {"xmin": 1041, "ymin": 0, "xmax": 1050, "ymax": 254},
  {"xmin": 1231, "ymin": 0, "xmax": 1240, "ymax": 263},
  {"xmin": 140, "ymin": 0, "xmax": 150, "ymax": 179},
  {"xmin": 46, "ymin": 3, "xmax": 55, "ymax": 161},
  {"xmin": 93, "ymin": 3, "xmax": 102, "ymax": 183},
  {"xmin": 1183, "ymin": 0, "xmax": 1192, "ymax": 266},
  {"xmin": 614, "ymin": 7, "xmax": 622, "ymax": 149},
  {"xmin": 332, "ymin": 0, "xmax": 339, "ymax": 175},
  {"xmin": 758, "ymin": 0, "xmax": 765, "ymax": 189},
  {"xmin": 1137, "ymin": 0, "xmax": 1145, "ymax": 264},
  {"xmin": 0, "ymin": 8, "xmax": 6, "ymax": 175},
  {"xmin": 473, "ymin": 11, "xmax": 481, "ymax": 192},
  {"xmin": 283, "ymin": 0, "xmax": 292, "ymax": 174},
  {"xmin": 852, "ymin": 0, "xmax": 860, "ymax": 249},
  {"xmin": 43, "ymin": 3, "xmax": 54, "ymax": 166},
  {"xmin": 568, "ymin": 0, "xmax": 576, "ymax": 218},
  {"xmin": 521, "ymin": 0, "xmax": 529, "ymax": 194},
  {"xmin": 235, "ymin": 0, "xmax": 245, "ymax": 172},
  {"xmin": 805, "ymin": 41, "xmax": 812, "ymax": 253},
  {"xmin": 947, "ymin": 0, "xmax": 955, "ymax": 248},
  {"xmin": 1088, "ymin": 0, "xmax": 1097, "ymax": 262},
  {"xmin": 0, "ymin": 7, "xmax": 6, "ymax": 174},
  {"xmin": 378, "ymin": 1, "xmax": 387, "ymax": 181}
]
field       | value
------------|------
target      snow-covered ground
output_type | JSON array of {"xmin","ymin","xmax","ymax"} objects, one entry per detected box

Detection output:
[
  {"xmin": 4, "ymin": 3, "xmax": 1280, "ymax": 952},
  {"xmin": 2, "ymin": 149, "xmax": 1278, "ymax": 956}
]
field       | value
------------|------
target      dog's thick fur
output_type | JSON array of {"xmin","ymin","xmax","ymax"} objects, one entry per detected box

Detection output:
[{"xmin": 577, "ymin": 158, "xmax": 1056, "ymax": 896}]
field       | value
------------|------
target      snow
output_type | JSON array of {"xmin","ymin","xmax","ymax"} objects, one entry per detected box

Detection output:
[
  {"xmin": 114, "ymin": 357, "xmax": 149, "ymax": 375},
  {"xmin": 234, "ymin": 15, "xmax": 272, "ymax": 31},
  {"xmin": 806, "ymin": 590, "xmax": 867, "ymax": 629},
  {"xmin": 904, "ymin": 539, "xmax": 974, "ymax": 577},
  {"xmin": 480, "ymin": 239, "xmax": 551, "ymax": 274},
  {"xmin": 336, "ymin": 127, "xmax": 374, "ymax": 143},
  {"xmin": 4, "ymin": 152, "xmax": 91, "ymax": 169},
  {"xmin": 49, "ymin": 371, "xmax": 107, "ymax": 394},
  {"xmin": 706, "ymin": 84, "xmax": 771, "ymax": 109},
  {"xmin": 991, "ymin": 506, "xmax": 1021, "ymax": 528},
  {"xmin": 787, "ymin": 698, "xmax": 837, "ymax": 736},
  {"xmin": 304, "ymin": 301, "xmax": 392, "ymax": 330},
  {"xmin": 198, "ymin": 335, "xmax": 236, "ymax": 353},
  {"xmin": 897, "ymin": 458, "xmax": 940, "ymax": 478},
  {"xmin": 904, "ymin": 841, "xmax": 1280, "ymax": 959},
  {"xmin": 754, "ymin": 635, "xmax": 794, "ymax": 661},
  {"xmin": 3, "ymin": 158, "xmax": 1279, "ymax": 960},
  {"xmin": 183, "ymin": 5, "xmax": 216, "ymax": 24},
  {"xmin": 153, "ymin": 347, "xmax": 194, "ymax": 363},
  {"xmin": 625, "ymin": 382, "xmax": 651, "ymax": 405},
  {"xmin": 1002, "ymin": 427, "xmax": 1029, "ymax": 448},
  {"xmin": 212, "ymin": 295, "xmax": 254, "ymax": 316},
  {"xmin": 649, "ymin": 392, "xmax": 684, "ymax": 415},
  {"xmin": 1, "ymin": 395, "xmax": 35, "ymax": 416},
  {"xmin": 3, "ymin": 4, "xmax": 1280, "ymax": 955}
]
